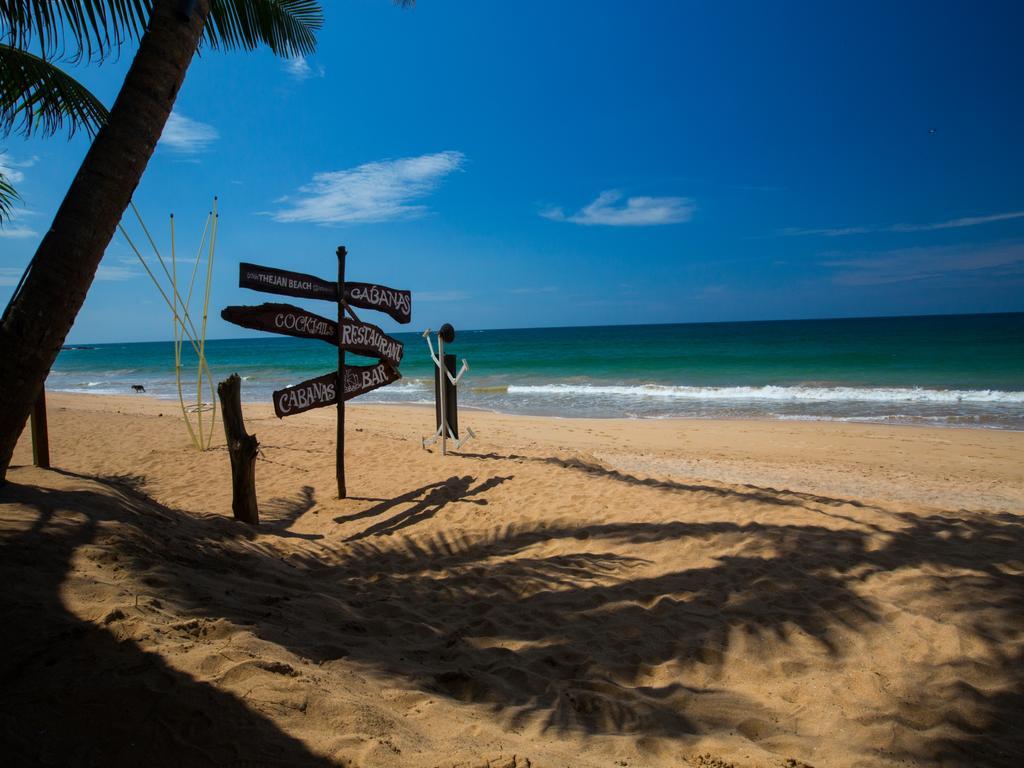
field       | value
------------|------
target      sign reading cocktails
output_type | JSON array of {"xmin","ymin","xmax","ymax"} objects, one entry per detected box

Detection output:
[{"xmin": 222, "ymin": 248, "xmax": 410, "ymax": 498}]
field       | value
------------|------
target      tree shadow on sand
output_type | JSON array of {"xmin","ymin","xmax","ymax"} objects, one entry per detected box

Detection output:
[
  {"xmin": 0, "ymin": 476, "xmax": 338, "ymax": 768},
  {"xmin": 3, "ymin": 462, "xmax": 1022, "ymax": 766}
]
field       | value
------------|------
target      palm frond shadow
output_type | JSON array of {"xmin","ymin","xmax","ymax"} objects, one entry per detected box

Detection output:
[
  {"xmin": 4, "ymin": 466, "xmax": 1022, "ymax": 764},
  {"xmin": 0, "ymin": 477, "xmax": 336, "ymax": 768}
]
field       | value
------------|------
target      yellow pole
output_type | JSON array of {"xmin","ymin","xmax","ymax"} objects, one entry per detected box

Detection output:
[
  {"xmin": 171, "ymin": 213, "xmax": 200, "ymax": 449},
  {"xmin": 203, "ymin": 201, "xmax": 219, "ymax": 449},
  {"xmin": 196, "ymin": 197, "xmax": 218, "ymax": 449}
]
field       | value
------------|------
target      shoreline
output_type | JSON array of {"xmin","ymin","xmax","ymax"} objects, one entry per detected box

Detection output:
[
  {"xmin": 40, "ymin": 385, "xmax": 1024, "ymax": 432},
  {"xmin": 23, "ymin": 390, "xmax": 1024, "ymax": 513}
]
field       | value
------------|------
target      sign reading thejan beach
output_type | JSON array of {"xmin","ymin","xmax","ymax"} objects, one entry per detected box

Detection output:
[
  {"xmin": 239, "ymin": 262, "xmax": 412, "ymax": 324},
  {"xmin": 222, "ymin": 248, "xmax": 410, "ymax": 498}
]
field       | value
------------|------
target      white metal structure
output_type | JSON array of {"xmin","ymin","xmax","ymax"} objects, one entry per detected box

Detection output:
[{"xmin": 421, "ymin": 327, "xmax": 475, "ymax": 454}]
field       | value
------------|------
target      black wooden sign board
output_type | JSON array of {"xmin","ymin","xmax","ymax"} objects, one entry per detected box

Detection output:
[
  {"xmin": 239, "ymin": 263, "xmax": 412, "ymax": 324},
  {"xmin": 222, "ymin": 248, "xmax": 411, "ymax": 498},
  {"xmin": 239, "ymin": 262, "xmax": 337, "ymax": 302},
  {"xmin": 221, "ymin": 303, "xmax": 405, "ymax": 367},
  {"xmin": 273, "ymin": 363, "xmax": 401, "ymax": 418},
  {"xmin": 222, "ymin": 302, "xmax": 337, "ymax": 344}
]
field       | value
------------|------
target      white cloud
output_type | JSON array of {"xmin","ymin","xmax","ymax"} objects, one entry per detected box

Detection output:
[
  {"xmin": 890, "ymin": 211, "xmax": 1024, "ymax": 232},
  {"xmin": 95, "ymin": 264, "xmax": 140, "ymax": 281},
  {"xmin": 284, "ymin": 56, "xmax": 324, "ymax": 81},
  {"xmin": 0, "ymin": 151, "xmax": 38, "ymax": 237},
  {"xmin": 509, "ymin": 286, "xmax": 557, "ymax": 294},
  {"xmin": 779, "ymin": 225, "xmax": 872, "ymax": 237},
  {"xmin": 0, "ymin": 223, "xmax": 37, "ymax": 239},
  {"xmin": 271, "ymin": 151, "xmax": 465, "ymax": 225},
  {"xmin": 0, "ymin": 267, "xmax": 26, "ymax": 286},
  {"xmin": 1, "ymin": 154, "xmax": 39, "ymax": 237},
  {"xmin": 0, "ymin": 153, "xmax": 36, "ymax": 184},
  {"xmin": 541, "ymin": 190, "xmax": 695, "ymax": 226},
  {"xmin": 824, "ymin": 242, "xmax": 1024, "ymax": 286},
  {"xmin": 159, "ymin": 112, "xmax": 218, "ymax": 154},
  {"xmin": 782, "ymin": 210, "xmax": 1024, "ymax": 237},
  {"xmin": 416, "ymin": 290, "xmax": 469, "ymax": 302}
]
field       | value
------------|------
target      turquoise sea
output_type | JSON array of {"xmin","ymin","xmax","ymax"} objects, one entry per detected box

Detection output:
[{"xmin": 49, "ymin": 313, "xmax": 1024, "ymax": 429}]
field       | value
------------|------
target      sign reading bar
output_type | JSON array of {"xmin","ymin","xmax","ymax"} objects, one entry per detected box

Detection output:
[
  {"xmin": 239, "ymin": 262, "xmax": 337, "ymax": 302},
  {"xmin": 273, "ymin": 363, "xmax": 401, "ymax": 418},
  {"xmin": 341, "ymin": 318, "xmax": 404, "ymax": 368},
  {"xmin": 344, "ymin": 282, "xmax": 412, "ymax": 324},
  {"xmin": 221, "ymin": 303, "xmax": 336, "ymax": 345}
]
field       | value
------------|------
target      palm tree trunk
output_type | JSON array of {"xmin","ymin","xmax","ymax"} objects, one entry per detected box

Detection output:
[{"xmin": 0, "ymin": 0, "xmax": 211, "ymax": 483}]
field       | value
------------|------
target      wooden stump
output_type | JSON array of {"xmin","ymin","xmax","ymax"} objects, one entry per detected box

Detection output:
[
  {"xmin": 30, "ymin": 388, "xmax": 50, "ymax": 469},
  {"xmin": 217, "ymin": 374, "xmax": 259, "ymax": 525}
]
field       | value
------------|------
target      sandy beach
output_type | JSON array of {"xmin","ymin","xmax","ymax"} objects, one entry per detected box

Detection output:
[{"xmin": 2, "ymin": 392, "xmax": 1022, "ymax": 767}]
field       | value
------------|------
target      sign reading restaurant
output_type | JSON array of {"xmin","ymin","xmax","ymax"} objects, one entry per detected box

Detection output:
[{"xmin": 222, "ymin": 249, "xmax": 411, "ymax": 497}]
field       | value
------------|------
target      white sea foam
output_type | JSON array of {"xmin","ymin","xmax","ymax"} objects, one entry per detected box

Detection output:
[{"xmin": 504, "ymin": 383, "xmax": 1024, "ymax": 404}]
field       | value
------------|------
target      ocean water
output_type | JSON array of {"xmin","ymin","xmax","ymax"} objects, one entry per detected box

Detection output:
[{"xmin": 49, "ymin": 313, "xmax": 1024, "ymax": 429}]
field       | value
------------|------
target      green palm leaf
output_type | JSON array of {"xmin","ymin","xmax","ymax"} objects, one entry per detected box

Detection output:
[
  {"xmin": 204, "ymin": 0, "xmax": 323, "ymax": 57},
  {"xmin": 1, "ymin": 1, "xmax": 332, "ymax": 62},
  {"xmin": 0, "ymin": 1, "xmax": 152, "ymax": 63},
  {"xmin": 0, "ymin": 169, "xmax": 19, "ymax": 222},
  {"xmin": 0, "ymin": 43, "xmax": 109, "ymax": 138}
]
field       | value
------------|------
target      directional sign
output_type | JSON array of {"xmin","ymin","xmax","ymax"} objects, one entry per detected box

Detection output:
[
  {"xmin": 340, "ymin": 318, "xmax": 404, "ymax": 368},
  {"xmin": 239, "ymin": 264, "xmax": 411, "ymax": 325},
  {"xmin": 222, "ymin": 246, "xmax": 412, "ymax": 500},
  {"xmin": 222, "ymin": 303, "xmax": 336, "ymax": 344},
  {"xmin": 344, "ymin": 282, "xmax": 412, "ymax": 324},
  {"xmin": 273, "ymin": 363, "xmax": 401, "ymax": 418},
  {"xmin": 239, "ymin": 262, "xmax": 337, "ymax": 302}
]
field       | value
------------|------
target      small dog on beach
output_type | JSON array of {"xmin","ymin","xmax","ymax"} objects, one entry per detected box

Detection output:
[{"xmin": 131, "ymin": 385, "xmax": 146, "ymax": 393}]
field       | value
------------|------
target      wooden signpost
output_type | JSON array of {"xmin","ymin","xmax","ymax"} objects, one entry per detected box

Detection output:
[{"xmin": 222, "ymin": 246, "xmax": 410, "ymax": 498}]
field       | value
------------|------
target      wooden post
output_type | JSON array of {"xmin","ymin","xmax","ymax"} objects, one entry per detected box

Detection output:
[
  {"xmin": 217, "ymin": 374, "xmax": 259, "ymax": 525},
  {"xmin": 30, "ymin": 388, "xmax": 50, "ymax": 469},
  {"xmin": 337, "ymin": 245, "xmax": 347, "ymax": 499}
]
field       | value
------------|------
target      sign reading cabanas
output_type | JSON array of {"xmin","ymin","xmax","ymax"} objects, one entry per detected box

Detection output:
[{"xmin": 222, "ymin": 247, "xmax": 410, "ymax": 498}]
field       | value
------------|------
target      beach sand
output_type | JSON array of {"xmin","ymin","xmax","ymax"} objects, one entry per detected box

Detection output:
[{"xmin": 2, "ymin": 392, "xmax": 1022, "ymax": 767}]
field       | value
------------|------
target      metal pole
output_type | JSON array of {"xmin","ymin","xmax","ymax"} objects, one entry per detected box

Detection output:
[
  {"xmin": 438, "ymin": 332, "xmax": 447, "ymax": 456},
  {"xmin": 30, "ymin": 387, "xmax": 50, "ymax": 469},
  {"xmin": 337, "ymin": 245, "xmax": 347, "ymax": 498}
]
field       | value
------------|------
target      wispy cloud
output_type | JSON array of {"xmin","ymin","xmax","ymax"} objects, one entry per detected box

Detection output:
[
  {"xmin": 889, "ymin": 211, "xmax": 1024, "ymax": 232},
  {"xmin": 541, "ymin": 190, "xmax": 694, "ymax": 226},
  {"xmin": 284, "ymin": 56, "xmax": 324, "ymax": 81},
  {"xmin": 824, "ymin": 242, "xmax": 1024, "ymax": 286},
  {"xmin": 159, "ymin": 112, "xmax": 218, "ymax": 154},
  {"xmin": 779, "ymin": 225, "xmax": 872, "ymax": 237},
  {"xmin": 271, "ymin": 151, "xmax": 465, "ymax": 225},
  {"xmin": 0, "ymin": 152, "xmax": 36, "ymax": 184},
  {"xmin": 782, "ymin": 210, "xmax": 1024, "ymax": 237},
  {"xmin": 0, "ymin": 222, "xmax": 37, "ymax": 239},
  {"xmin": 0, "ymin": 267, "xmax": 25, "ymax": 286},
  {"xmin": 416, "ymin": 290, "xmax": 470, "ymax": 302},
  {"xmin": 0, "ymin": 152, "xmax": 38, "ymax": 238},
  {"xmin": 509, "ymin": 286, "xmax": 558, "ymax": 294},
  {"xmin": 96, "ymin": 263, "xmax": 141, "ymax": 281}
]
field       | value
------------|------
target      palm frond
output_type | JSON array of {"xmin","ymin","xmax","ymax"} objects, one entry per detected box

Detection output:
[
  {"xmin": 204, "ymin": 0, "xmax": 322, "ymax": 58},
  {"xmin": 0, "ymin": 169, "xmax": 19, "ymax": 223},
  {"xmin": 0, "ymin": 44, "xmax": 109, "ymax": 138},
  {"xmin": 0, "ymin": 1, "xmax": 152, "ymax": 63}
]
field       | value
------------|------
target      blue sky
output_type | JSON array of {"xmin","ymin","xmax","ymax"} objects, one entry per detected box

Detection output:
[{"xmin": 2, "ymin": 0, "xmax": 1023, "ymax": 343}]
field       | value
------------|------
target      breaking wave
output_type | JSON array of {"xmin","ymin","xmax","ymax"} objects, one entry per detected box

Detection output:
[{"xmin": 504, "ymin": 383, "xmax": 1024, "ymax": 404}]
